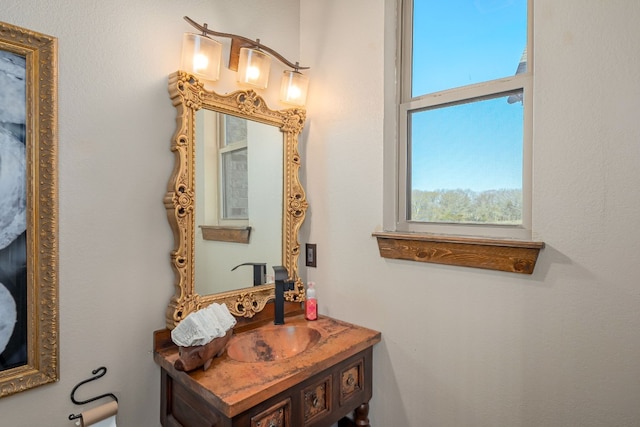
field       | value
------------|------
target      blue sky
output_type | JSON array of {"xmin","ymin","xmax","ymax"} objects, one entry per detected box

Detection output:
[{"xmin": 410, "ymin": 0, "xmax": 527, "ymax": 192}]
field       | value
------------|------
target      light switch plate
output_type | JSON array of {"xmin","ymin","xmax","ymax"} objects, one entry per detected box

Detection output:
[{"xmin": 305, "ymin": 243, "xmax": 317, "ymax": 267}]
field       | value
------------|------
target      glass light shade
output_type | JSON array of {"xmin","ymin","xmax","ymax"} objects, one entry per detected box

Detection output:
[
  {"xmin": 181, "ymin": 33, "xmax": 222, "ymax": 81},
  {"xmin": 280, "ymin": 70, "xmax": 309, "ymax": 106},
  {"xmin": 236, "ymin": 47, "xmax": 271, "ymax": 89}
]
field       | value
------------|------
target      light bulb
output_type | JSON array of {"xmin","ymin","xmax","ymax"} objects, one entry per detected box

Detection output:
[
  {"xmin": 193, "ymin": 54, "xmax": 209, "ymax": 73},
  {"xmin": 287, "ymin": 85, "xmax": 302, "ymax": 99},
  {"xmin": 246, "ymin": 66, "xmax": 261, "ymax": 81}
]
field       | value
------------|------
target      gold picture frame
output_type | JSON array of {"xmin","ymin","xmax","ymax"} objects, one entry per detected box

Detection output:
[{"xmin": 0, "ymin": 21, "xmax": 58, "ymax": 398}]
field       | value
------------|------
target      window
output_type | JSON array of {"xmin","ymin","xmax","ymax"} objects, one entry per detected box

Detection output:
[
  {"xmin": 219, "ymin": 114, "xmax": 249, "ymax": 221},
  {"xmin": 377, "ymin": 0, "xmax": 541, "ymax": 273},
  {"xmin": 393, "ymin": 0, "xmax": 532, "ymax": 240},
  {"xmin": 196, "ymin": 111, "xmax": 249, "ymax": 228}
]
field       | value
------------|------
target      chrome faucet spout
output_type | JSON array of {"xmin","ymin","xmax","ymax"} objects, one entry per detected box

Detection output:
[{"xmin": 273, "ymin": 266, "xmax": 294, "ymax": 325}]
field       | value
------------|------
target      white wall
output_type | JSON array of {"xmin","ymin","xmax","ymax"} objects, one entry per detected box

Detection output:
[
  {"xmin": 300, "ymin": 1, "xmax": 640, "ymax": 426},
  {"xmin": 0, "ymin": 1, "xmax": 299, "ymax": 426}
]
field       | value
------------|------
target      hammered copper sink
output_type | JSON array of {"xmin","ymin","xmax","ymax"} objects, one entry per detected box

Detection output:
[{"xmin": 227, "ymin": 325, "xmax": 321, "ymax": 363}]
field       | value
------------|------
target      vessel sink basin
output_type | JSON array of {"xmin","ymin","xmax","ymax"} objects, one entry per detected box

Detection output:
[{"xmin": 227, "ymin": 325, "xmax": 321, "ymax": 363}]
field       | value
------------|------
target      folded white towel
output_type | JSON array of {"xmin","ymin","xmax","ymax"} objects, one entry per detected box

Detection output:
[
  {"xmin": 170, "ymin": 312, "xmax": 209, "ymax": 347},
  {"xmin": 199, "ymin": 308, "xmax": 225, "ymax": 339},
  {"xmin": 171, "ymin": 303, "xmax": 237, "ymax": 347},
  {"xmin": 210, "ymin": 303, "xmax": 236, "ymax": 332}
]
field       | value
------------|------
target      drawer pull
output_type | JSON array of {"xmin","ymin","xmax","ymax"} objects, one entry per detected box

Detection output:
[{"xmin": 346, "ymin": 374, "xmax": 355, "ymax": 386}]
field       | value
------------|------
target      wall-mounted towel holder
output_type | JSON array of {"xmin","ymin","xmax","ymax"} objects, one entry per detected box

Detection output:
[{"xmin": 68, "ymin": 366, "xmax": 118, "ymax": 421}]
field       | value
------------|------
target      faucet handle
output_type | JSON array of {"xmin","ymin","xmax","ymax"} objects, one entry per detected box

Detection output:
[{"xmin": 272, "ymin": 265, "xmax": 289, "ymax": 282}]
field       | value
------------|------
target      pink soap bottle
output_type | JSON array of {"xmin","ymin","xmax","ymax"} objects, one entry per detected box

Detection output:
[{"xmin": 305, "ymin": 282, "xmax": 318, "ymax": 321}]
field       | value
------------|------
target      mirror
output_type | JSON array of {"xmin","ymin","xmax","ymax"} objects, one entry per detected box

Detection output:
[
  {"xmin": 195, "ymin": 111, "xmax": 283, "ymax": 294},
  {"xmin": 165, "ymin": 71, "xmax": 307, "ymax": 328}
]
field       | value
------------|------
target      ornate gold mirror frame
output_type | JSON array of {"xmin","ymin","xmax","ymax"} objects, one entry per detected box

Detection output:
[
  {"xmin": 0, "ymin": 22, "xmax": 58, "ymax": 397},
  {"xmin": 165, "ymin": 71, "xmax": 307, "ymax": 329}
]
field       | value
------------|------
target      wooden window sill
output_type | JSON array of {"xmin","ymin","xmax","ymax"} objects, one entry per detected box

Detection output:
[
  {"xmin": 372, "ymin": 231, "xmax": 544, "ymax": 274},
  {"xmin": 200, "ymin": 225, "xmax": 251, "ymax": 243}
]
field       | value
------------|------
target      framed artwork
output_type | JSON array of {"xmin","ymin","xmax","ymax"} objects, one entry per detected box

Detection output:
[{"xmin": 0, "ymin": 21, "xmax": 58, "ymax": 397}]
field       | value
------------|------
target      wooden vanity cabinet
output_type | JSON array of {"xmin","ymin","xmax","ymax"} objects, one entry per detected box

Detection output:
[
  {"xmin": 160, "ymin": 347, "xmax": 373, "ymax": 427},
  {"xmin": 154, "ymin": 315, "xmax": 381, "ymax": 427}
]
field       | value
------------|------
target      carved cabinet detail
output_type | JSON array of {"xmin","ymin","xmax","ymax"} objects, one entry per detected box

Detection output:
[
  {"xmin": 340, "ymin": 358, "xmax": 363, "ymax": 405},
  {"xmin": 251, "ymin": 399, "xmax": 291, "ymax": 427},
  {"xmin": 303, "ymin": 375, "xmax": 331, "ymax": 424},
  {"xmin": 158, "ymin": 348, "xmax": 374, "ymax": 427}
]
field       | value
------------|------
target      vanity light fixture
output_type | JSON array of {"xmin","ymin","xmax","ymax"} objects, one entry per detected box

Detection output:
[
  {"xmin": 181, "ymin": 31, "xmax": 222, "ymax": 81},
  {"xmin": 183, "ymin": 16, "xmax": 310, "ymax": 105}
]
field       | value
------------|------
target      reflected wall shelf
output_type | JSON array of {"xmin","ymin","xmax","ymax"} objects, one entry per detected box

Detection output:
[{"xmin": 199, "ymin": 225, "xmax": 251, "ymax": 243}]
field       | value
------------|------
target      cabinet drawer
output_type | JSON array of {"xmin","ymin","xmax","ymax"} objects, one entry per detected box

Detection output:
[
  {"xmin": 339, "ymin": 358, "xmax": 364, "ymax": 406},
  {"xmin": 250, "ymin": 398, "xmax": 291, "ymax": 427},
  {"xmin": 302, "ymin": 375, "xmax": 332, "ymax": 424}
]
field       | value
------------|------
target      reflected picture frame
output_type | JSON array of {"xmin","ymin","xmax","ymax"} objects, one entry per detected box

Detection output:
[{"xmin": 0, "ymin": 21, "xmax": 58, "ymax": 398}]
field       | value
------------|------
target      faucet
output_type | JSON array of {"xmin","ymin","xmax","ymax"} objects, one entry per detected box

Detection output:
[
  {"xmin": 231, "ymin": 262, "xmax": 266, "ymax": 286},
  {"xmin": 272, "ymin": 266, "xmax": 294, "ymax": 325}
]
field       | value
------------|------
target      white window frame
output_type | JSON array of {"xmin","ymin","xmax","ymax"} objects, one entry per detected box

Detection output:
[
  {"xmin": 384, "ymin": 0, "xmax": 534, "ymax": 240},
  {"xmin": 217, "ymin": 114, "xmax": 249, "ymax": 224}
]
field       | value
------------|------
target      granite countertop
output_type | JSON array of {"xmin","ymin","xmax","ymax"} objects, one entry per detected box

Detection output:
[{"xmin": 154, "ymin": 314, "xmax": 381, "ymax": 418}]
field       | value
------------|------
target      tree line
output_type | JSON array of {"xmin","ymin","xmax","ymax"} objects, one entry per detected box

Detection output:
[{"xmin": 411, "ymin": 188, "xmax": 522, "ymax": 224}]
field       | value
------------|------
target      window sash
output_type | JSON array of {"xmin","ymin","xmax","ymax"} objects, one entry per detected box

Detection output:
[
  {"xmin": 217, "ymin": 114, "xmax": 250, "ymax": 224},
  {"xmin": 394, "ymin": 0, "xmax": 533, "ymax": 239}
]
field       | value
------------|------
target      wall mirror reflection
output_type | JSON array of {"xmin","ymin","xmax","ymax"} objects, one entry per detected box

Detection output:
[
  {"xmin": 165, "ymin": 71, "xmax": 307, "ymax": 328},
  {"xmin": 195, "ymin": 110, "xmax": 283, "ymax": 294}
]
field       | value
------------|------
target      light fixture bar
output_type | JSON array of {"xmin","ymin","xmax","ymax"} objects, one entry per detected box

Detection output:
[{"xmin": 184, "ymin": 16, "xmax": 309, "ymax": 72}]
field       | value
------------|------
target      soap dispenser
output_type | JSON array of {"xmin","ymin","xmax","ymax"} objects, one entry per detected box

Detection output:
[{"xmin": 305, "ymin": 282, "xmax": 318, "ymax": 321}]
